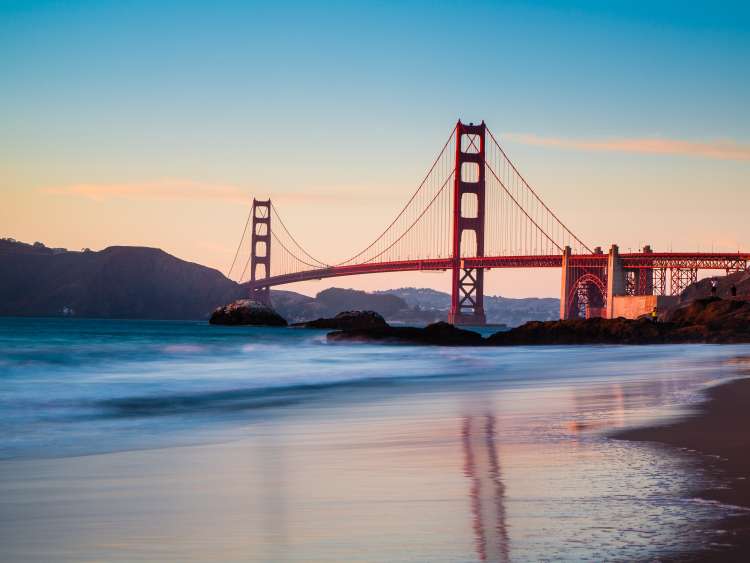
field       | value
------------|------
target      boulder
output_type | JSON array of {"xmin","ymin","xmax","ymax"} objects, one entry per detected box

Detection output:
[
  {"xmin": 327, "ymin": 321, "xmax": 483, "ymax": 346},
  {"xmin": 209, "ymin": 299, "xmax": 287, "ymax": 326},
  {"xmin": 420, "ymin": 321, "xmax": 485, "ymax": 345},
  {"xmin": 292, "ymin": 310, "xmax": 388, "ymax": 330}
]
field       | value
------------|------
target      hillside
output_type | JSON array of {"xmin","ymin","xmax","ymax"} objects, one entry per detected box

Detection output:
[
  {"xmin": 378, "ymin": 287, "xmax": 559, "ymax": 326},
  {"xmin": 0, "ymin": 240, "xmax": 414, "ymax": 321},
  {"xmin": 0, "ymin": 238, "xmax": 561, "ymax": 324},
  {"xmin": 0, "ymin": 239, "xmax": 244, "ymax": 319},
  {"xmin": 270, "ymin": 288, "xmax": 409, "ymax": 323}
]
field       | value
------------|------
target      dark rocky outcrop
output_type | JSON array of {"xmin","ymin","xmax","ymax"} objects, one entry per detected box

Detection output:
[
  {"xmin": 487, "ymin": 297, "xmax": 750, "ymax": 345},
  {"xmin": 486, "ymin": 317, "xmax": 675, "ymax": 345},
  {"xmin": 324, "ymin": 298, "xmax": 750, "ymax": 346},
  {"xmin": 327, "ymin": 321, "xmax": 483, "ymax": 346},
  {"xmin": 292, "ymin": 310, "xmax": 388, "ymax": 330},
  {"xmin": 663, "ymin": 297, "xmax": 750, "ymax": 342},
  {"xmin": 209, "ymin": 300, "xmax": 287, "ymax": 326}
]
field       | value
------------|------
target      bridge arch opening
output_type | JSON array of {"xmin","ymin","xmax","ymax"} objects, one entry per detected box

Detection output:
[{"xmin": 567, "ymin": 273, "xmax": 606, "ymax": 319}]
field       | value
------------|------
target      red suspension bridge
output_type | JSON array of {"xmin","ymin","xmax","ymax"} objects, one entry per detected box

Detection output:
[{"xmin": 228, "ymin": 120, "xmax": 749, "ymax": 324}]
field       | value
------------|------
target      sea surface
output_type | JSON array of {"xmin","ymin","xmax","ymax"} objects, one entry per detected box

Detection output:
[{"xmin": 1, "ymin": 317, "xmax": 750, "ymax": 561}]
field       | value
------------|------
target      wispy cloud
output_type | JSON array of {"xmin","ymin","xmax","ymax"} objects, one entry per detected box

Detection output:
[
  {"xmin": 506, "ymin": 133, "xmax": 750, "ymax": 161},
  {"xmin": 43, "ymin": 180, "xmax": 251, "ymax": 203},
  {"xmin": 42, "ymin": 180, "xmax": 395, "ymax": 205}
]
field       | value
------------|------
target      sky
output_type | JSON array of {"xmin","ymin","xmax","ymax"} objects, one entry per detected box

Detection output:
[{"xmin": 2, "ymin": 0, "xmax": 749, "ymax": 297}]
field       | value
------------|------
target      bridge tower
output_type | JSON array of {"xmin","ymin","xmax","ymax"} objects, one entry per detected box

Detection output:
[
  {"xmin": 250, "ymin": 198, "xmax": 272, "ymax": 305},
  {"xmin": 449, "ymin": 120, "xmax": 487, "ymax": 326}
]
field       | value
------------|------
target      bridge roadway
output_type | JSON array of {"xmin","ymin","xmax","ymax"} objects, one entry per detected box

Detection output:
[{"xmin": 247, "ymin": 252, "xmax": 750, "ymax": 292}]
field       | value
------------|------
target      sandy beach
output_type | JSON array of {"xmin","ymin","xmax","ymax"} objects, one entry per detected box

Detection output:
[
  {"xmin": 3, "ymin": 319, "xmax": 750, "ymax": 560},
  {"xmin": 617, "ymin": 373, "xmax": 750, "ymax": 561},
  {"xmin": 3, "ymin": 345, "xmax": 750, "ymax": 560}
]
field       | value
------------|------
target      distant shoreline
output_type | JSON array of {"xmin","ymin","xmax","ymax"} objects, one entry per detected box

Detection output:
[{"xmin": 615, "ymin": 375, "xmax": 750, "ymax": 560}]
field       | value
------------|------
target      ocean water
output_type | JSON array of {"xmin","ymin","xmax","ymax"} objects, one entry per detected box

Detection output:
[{"xmin": 1, "ymin": 317, "xmax": 749, "ymax": 561}]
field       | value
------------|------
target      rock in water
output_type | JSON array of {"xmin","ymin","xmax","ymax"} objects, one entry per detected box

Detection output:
[
  {"xmin": 327, "ymin": 321, "xmax": 483, "ymax": 346},
  {"xmin": 209, "ymin": 299, "xmax": 287, "ymax": 326},
  {"xmin": 292, "ymin": 310, "xmax": 388, "ymax": 330},
  {"xmin": 419, "ymin": 321, "xmax": 485, "ymax": 345}
]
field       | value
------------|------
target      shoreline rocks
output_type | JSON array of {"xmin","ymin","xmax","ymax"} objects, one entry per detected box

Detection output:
[
  {"xmin": 486, "ymin": 317, "xmax": 674, "ymax": 345},
  {"xmin": 327, "ymin": 321, "xmax": 483, "ymax": 346},
  {"xmin": 209, "ymin": 299, "xmax": 287, "ymax": 326},
  {"xmin": 292, "ymin": 310, "xmax": 388, "ymax": 330},
  {"xmin": 325, "ymin": 298, "xmax": 750, "ymax": 346},
  {"xmin": 208, "ymin": 297, "xmax": 750, "ymax": 344},
  {"xmin": 488, "ymin": 298, "xmax": 750, "ymax": 345}
]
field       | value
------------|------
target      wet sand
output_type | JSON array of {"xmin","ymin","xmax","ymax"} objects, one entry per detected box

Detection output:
[
  {"xmin": 2, "ymin": 368, "xmax": 745, "ymax": 562},
  {"xmin": 616, "ymin": 376, "xmax": 750, "ymax": 561},
  {"xmin": 4, "ymin": 322, "xmax": 750, "ymax": 561}
]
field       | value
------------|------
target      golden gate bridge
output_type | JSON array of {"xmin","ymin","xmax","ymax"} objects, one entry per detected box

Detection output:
[{"xmin": 228, "ymin": 120, "xmax": 749, "ymax": 325}]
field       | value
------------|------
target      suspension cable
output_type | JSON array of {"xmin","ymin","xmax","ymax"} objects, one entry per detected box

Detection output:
[
  {"xmin": 485, "ymin": 127, "xmax": 592, "ymax": 253},
  {"xmin": 360, "ymin": 171, "xmax": 454, "ymax": 264},
  {"xmin": 238, "ymin": 251, "xmax": 252, "ymax": 283},
  {"xmin": 335, "ymin": 124, "xmax": 457, "ymax": 265},
  {"xmin": 226, "ymin": 205, "xmax": 253, "ymax": 279},
  {"xmin": 271, "ymin": 231, "xmax": 330, "ymax": 270},
  {"xmin": 484, "ymin": 160, "xmax": 563, "ymax": 253},
  {"xmin": 270, "ymin": 203, "xmax": 329, "ymax": 267}
]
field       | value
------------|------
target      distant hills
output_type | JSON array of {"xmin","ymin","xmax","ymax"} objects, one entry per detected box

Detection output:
[
  {"xmin": 271, "ymin": 288, "xmax": 411, "ymax": 324},
  {"xmin": 377, "ymin": 287, "xmax": 560, "ymax": 326},
  {"xmin": 0, "ymin": 238, "xmax": 559, "ymax": 324}
]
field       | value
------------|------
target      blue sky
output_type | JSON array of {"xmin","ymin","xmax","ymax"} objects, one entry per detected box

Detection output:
[{"xmin": 2, "ymin": 0, "xmax": 749, "ymax": 296}]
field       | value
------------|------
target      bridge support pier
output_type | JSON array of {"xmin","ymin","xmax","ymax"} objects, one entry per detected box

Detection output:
[
  {"xmin": 638, "ymin": 245, "xmax": 654, "ymax": 295},
  {"xmin": 250, "ymin": 198, "xmax": 272, "ymax": 306},
  {"xmin": 560, "ymin": 246, "xmax": 573, "ymax": 320},
  {"xmin": 449, "ymin": 120, "xmax": 487, "ymax": 326},
  {"xmin": 606, "ymin": 244, "xmax": 624, "ymax": 318}
]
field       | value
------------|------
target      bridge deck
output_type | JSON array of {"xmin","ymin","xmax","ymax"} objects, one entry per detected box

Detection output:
[{"xmin": 247, "ymin": 252, "xmax": 750, "ymax": 291}]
